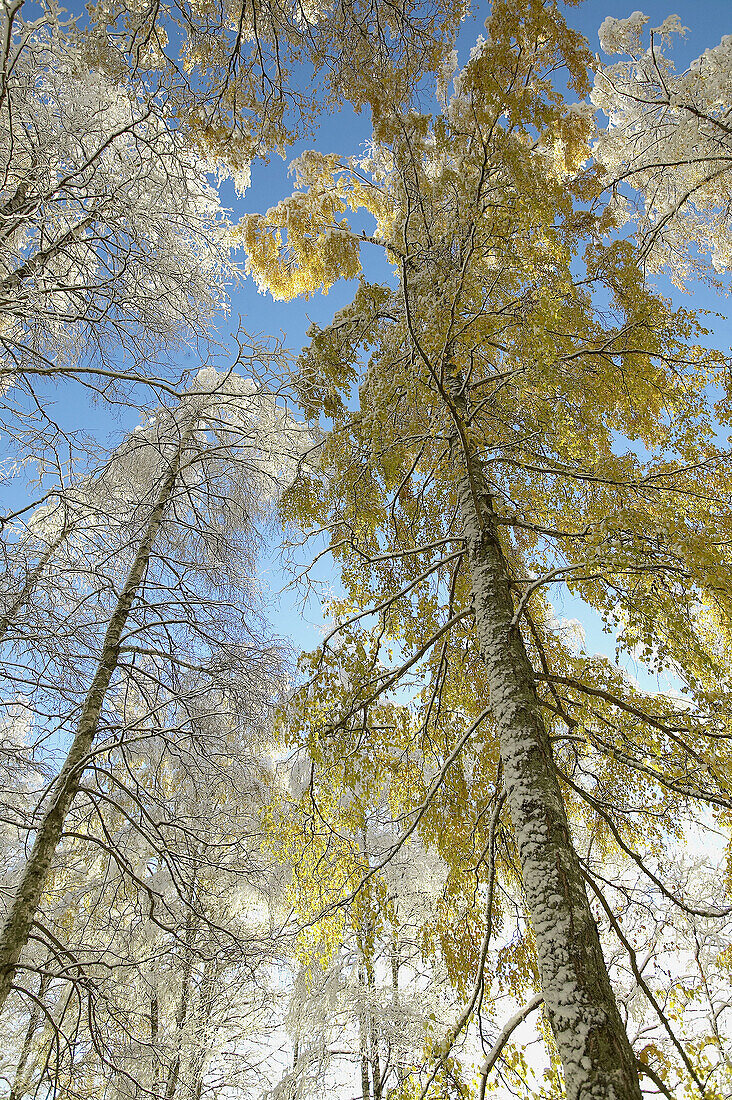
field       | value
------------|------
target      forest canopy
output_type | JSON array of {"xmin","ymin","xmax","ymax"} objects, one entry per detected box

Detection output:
[{"xmin": 1, "ymin": 2, "xmax": 731, "ymax": 1099}]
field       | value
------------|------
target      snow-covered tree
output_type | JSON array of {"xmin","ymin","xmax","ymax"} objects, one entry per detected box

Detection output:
[
  {"xmin": 592, "ymin": 12, "xmax": 732, "ymax": 284},
  {"xmin": 0, "ymin": 365, "xmax": 308, "ymax": 1017},
  {"xmin": 0, "ymin": 694, "xmax": 290, "ymax": 1100},
  {"xmin": 0, "ymin": 2, "xmax": 235, "ymax": 434}
]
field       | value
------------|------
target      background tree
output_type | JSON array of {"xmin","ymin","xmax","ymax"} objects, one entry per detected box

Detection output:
[
  {"xmin": 0, "ymin": 365, "xmax": 306, "ymax": 1024},
  {"xmin": 0, "ymin": 2, "xmax": 237, "ymax": 475},
  {"xmin": 0, "ymin": 697, "xmax": 290, "ymax": 1100},
  {"xmin": 268, "ymin": 737, "xmax": 474, "ymax": 1100},
  {"xmin": 592, "ymin": 11, "xmax": 732, "ymax": 284}
]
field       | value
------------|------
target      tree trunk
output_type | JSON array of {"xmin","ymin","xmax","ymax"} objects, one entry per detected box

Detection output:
[
  {"xmin": 8, "ymin": 969, "xmax": 50, "ymax": 1100},
  {"xmin": 366, "ymin": 951, "xmax": 382, "ymax": 1100},
  {"xmin": 358, "ymin": 959, "xmax": 372, "ymax": 1100},
  {"xmin": 0, "ymin": 428, "xmax": 193, "ymax": 1012},
  {"xmin": 449, "ymin": 384, "xmax": 642, "ymax": 1100},
  {"xmin": 151, "ymin": 989, "xmax": 161, "ymax": 1096},
  {"xmin": 190, "ymin": 955, "xmax": 217, "ymax": 1100},
  {"xmin": 165, "ymin": 867, "xmax": 199, "ymax": 1100},
  {"xmin": 0, "ymin": 523, "xmax": 71, "ymax": 643}
]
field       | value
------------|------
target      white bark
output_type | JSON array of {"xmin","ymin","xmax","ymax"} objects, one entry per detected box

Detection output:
[{"xmin": 450, "ymin": 384, "xmax": 642, "ymax": 1100}]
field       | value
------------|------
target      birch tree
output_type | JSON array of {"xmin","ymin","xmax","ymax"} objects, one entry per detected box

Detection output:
[
  {"xmin": 240, "ymin": 1, "xmax": 732, "ymax": 1096},
  {"xmin": 0, "ymin": 366, "xmax": 306, "ymax": 1016},
  {"xmin": 269, "ymin": 757, "xmax": 465, "ymax": 1100},
  {"xmin": 0, "ymin": 700, "xmax": 289, "ymax": 1100}
]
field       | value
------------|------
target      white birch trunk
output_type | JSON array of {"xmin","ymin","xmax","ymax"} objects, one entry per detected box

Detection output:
[
  {"xmin": 450, "ymin": 387, "xmax": 642, "ymax": 1100},
  {"xmin": 0, "ymin": 427, "xmax": 193, "ymax": 1012}
]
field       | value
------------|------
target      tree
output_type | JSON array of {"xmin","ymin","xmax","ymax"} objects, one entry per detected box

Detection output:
[
  {"xmin": 579, "ymin": 845, "xmax": 732, "ymax": 1100},
  {"xmin": 0, "ymin": 699, "xmax": 289, "ymax": 1100},
  {"xmin": 268, "ymin": 752, "xmax": 467, "ymax": 1100},
  {"xmin": 81, "ymin": 0, "xmax": 465, "ymax": 175},
  {"xmin": 241, "ymin": 1, "xmax": 732, "ymax": 1096},
  {"xmin": 0, "ymin": 4, "xmax": 235, "ymax": 423},
  {"xmin": 592, "ymin": 12, "xmax": 732, "ymax": 284},
  {"xmin": 0, "ymin": 365, "xmax": 306, "ymax": 1017},
  {"xmin": 4, "ymin": 2, "xmax": 732, "ymax": 1097}
]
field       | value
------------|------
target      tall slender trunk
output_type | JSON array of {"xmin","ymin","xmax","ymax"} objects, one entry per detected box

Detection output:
[
  {"xmin": 8, "ymin": 978, "xmax": 75, "ymax": 1100},
  {"xmin": 0, "ymin": 427, "xmax": 193, "ymax": 1012},
  {"xmin": 449, "ymin": 384, "xmax": 642, "ymax": 1100},
  {"xmin": 387, "ymin": 930, "xmax": 400, "ymax": 1095},
  {"xmin": 151, "ymin": 990, "xmax": 161, "ymax": 1096},
  {"xmin": 365, "ymin": 940, "xmax": 382, "ymax": 1100},
  {"xmin": 390, "ymin": 929, "xmax": 399, "ymax": 1003},
  {"xmin": 0, "ymin": 524, "xmax": 71, "ymax": 643},
  {"xmin": 359, "ymin": 828, "xmax": 381, "ymax": 1100},
  {"xmin": 8, "ymin": 969, "xmax": 50, "ymax": 1100},
  {"xmin": 165, "ymin": 871, "xmax": 198, "ymax": 1100},
  {"xmin": 358, "ymin": 959, "xmax": 372, "ymax": 1100},
  {"xmin": 190, "ymin": 955, "xmax": 217, "ymax": 1100}
]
